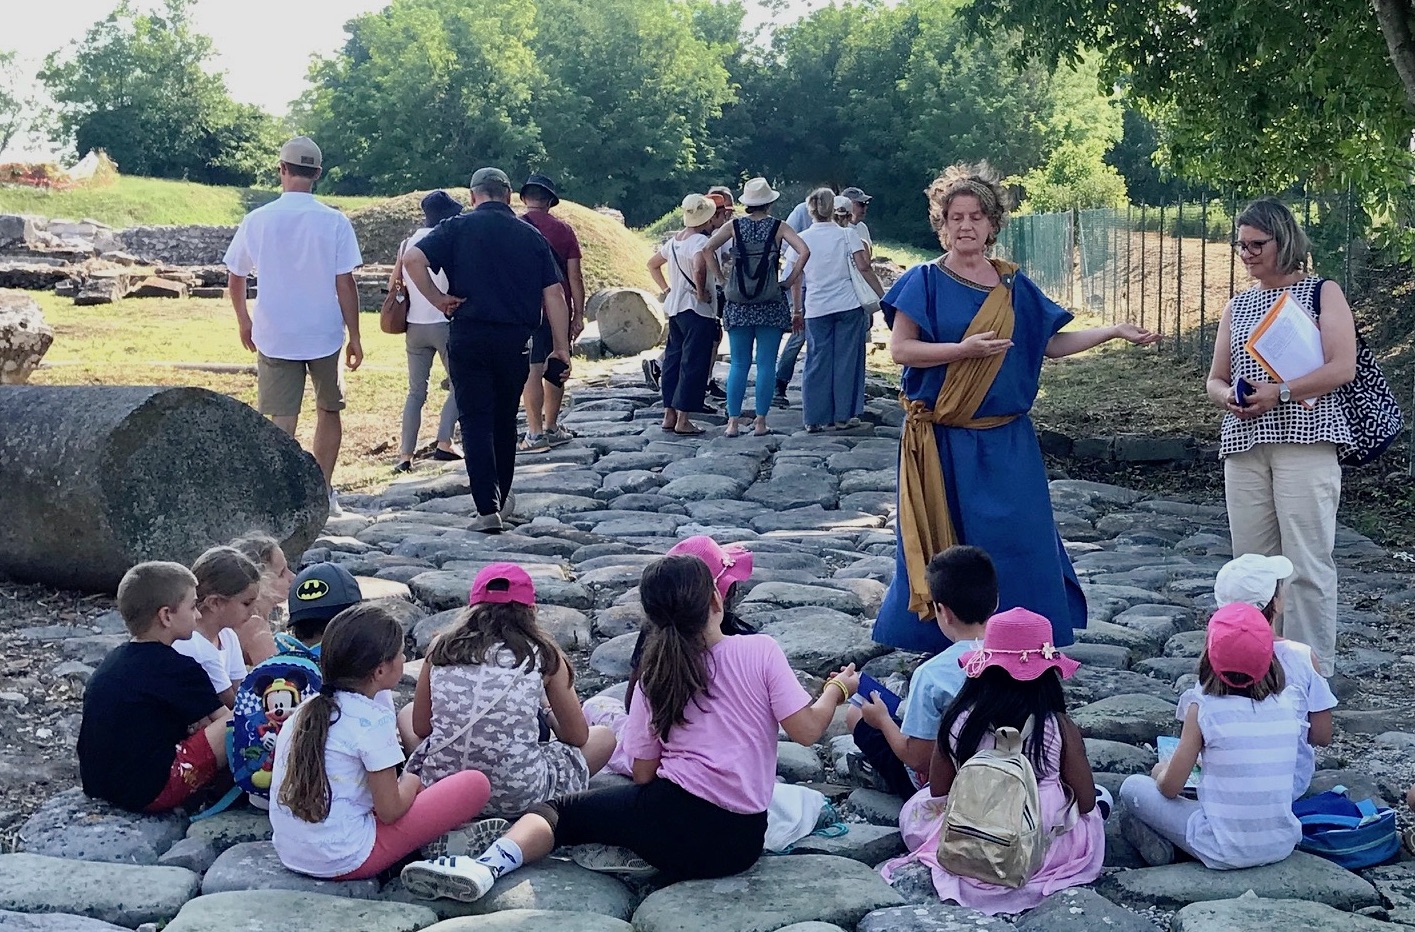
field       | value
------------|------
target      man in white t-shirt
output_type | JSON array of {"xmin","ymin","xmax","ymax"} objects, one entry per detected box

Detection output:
[
  {"xmin": 224, "ymin": 136, "xmax": 363, "ymax": 515},
  {"xmin": 840, "ymin": 186, "xmax": 874, "ymax": 254}
]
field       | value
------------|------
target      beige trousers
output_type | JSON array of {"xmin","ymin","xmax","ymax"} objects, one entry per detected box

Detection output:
[{"xmin": 1224, "ymin": 441, "xmax": 1341, "ymax": 676}]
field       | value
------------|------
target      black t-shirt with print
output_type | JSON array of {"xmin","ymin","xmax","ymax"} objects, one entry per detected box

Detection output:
[{"xmin": 78, "ymin": 641, "xmax": 222, "ymax": 811}]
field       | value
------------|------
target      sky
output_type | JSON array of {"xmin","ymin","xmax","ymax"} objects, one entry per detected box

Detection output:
[{"xmin": 4, "ymin": 0, "xmax": 830, "ymax": 159}]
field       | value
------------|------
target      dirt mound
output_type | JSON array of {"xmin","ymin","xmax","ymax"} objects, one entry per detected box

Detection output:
[{"xmin": 347, "ymin": 191, "xmax": 655, "ymax": 294}]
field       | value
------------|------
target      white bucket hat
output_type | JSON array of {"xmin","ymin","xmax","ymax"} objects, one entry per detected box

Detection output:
[
  {"xmin": 1213, "ymin": 553, "xmax": 1295, "ymax": 609},
  {"xmin": 740, "ymin": 177, "xmax": 781, "ymax": 208},
  {"xmin": 681, "ymin": 194, "xmax": 716, "ymax": 228}
]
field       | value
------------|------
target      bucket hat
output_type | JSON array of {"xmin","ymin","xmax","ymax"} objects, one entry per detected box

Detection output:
[
  {"xmin": 667, "ymin": 535, "xmax": 753, "ymax": 600},
  {"xmin": 959, "ymin": 607, "xmax": 1080, "ymax": 681},
  {"xmin": 681, "ymin": 194, "xmax": 716, "ymax": 228},
  {"xmin": 521, "ymin": 173, "xmax": 560, "ymax": 208}
]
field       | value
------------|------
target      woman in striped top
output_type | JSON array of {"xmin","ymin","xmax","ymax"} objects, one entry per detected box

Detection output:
[{"xmin": 1118, "ymin": 603, "xmax": 1303, "ymax": 869}]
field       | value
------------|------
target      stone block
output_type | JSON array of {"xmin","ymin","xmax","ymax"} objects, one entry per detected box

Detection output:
[
  {"xmin": 1171, "ymin": 894, "xmax": 1391, "ymax": 931},
  {"xmin": 0, "ymin": 292, "xmax": 53, "ymax": 385},
  {"xmin": 163, "ymin": 890, "xmax": 436, "ymax": 932},
  {"xmin": 20, "ymin": 788, "xmax": 187, "ymax": 865},
  {"xmin": 201, "ymin": 841, "xmax": 379, "ymax": 898},
  {"xmin": 1095, "ymin": 850, "xmax": 1380, "ymax": 911},
  {"xmin": 0, "ymin": 853, "xmax": 199, "ymax": 927},
  {"xmin": 594, "ymin": 289, "xmax": 666, "ymax": 356}
]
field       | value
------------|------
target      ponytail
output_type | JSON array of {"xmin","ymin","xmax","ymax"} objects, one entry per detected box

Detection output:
[
  {"xmin": 637, "ymin": 555, "xmax": 716, "ymax": 742},
  {"xmin": 277, "ymin": 603, "xmax": 404, "ymax": 823}
]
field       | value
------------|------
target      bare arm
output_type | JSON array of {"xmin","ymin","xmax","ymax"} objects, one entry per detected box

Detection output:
[
  {"xmin": 1308, "ymin": 709, "xmax": 1333, "ymax": 747},
  {"xmin": 778, "ymin": 225, "xmax": 810, "ymax": 290},
  {"xmin": 647, "ymin": 252, "xmax": 669, "ymax": 295},
  {"xmin": 567, "ymin": 258, "xmax": 586, "ymax": 340},
  {"xmin": 859, "ymin": 695, "xmax": 934, "ymax": 772},
  {"xmin": 1045, "ymin": 322, "xmax": 1158, "ymax": 359},
  {"xmin": 543, "ymin": 284, "xmax": 572, "ymax": 362},
  {"xmin": 928, "ymin": 742, "xmax": 959, "ymax": 797},
  {"xmin": 1057, "ymin": 714, "xmax": 1097, "ymax": 814},
  {"xmin": 780, "ymin": 665, "xmax": 860, "ymax": 745},
  {"xmin": 889, "ymin": 307, "xmax": 1012, "ymax": 368},
  {"xmin": 704, "ymin": 225, "xmax": 732, "ymax": 285},
  {"xmin": 411, "ymin": 660, "xmax": 433, "ymax": 741},
  {"xmin": 367, "ymin": 766, "xmax": 421, "ymax": 823},
  {"xmin": 1288, "ymin": 281, "xmax": 1358, "ymax": 398},
  {"xmin": 228, "ymin": 274, "xmax": 256, "ymax": 352},
  {"xmin": 632, "ymin": 757, "xmax": 659, "ymax": 785},
  {"xmin": 1154, "ymin": 703, "xmax": 1203, "ymax": 799},
  {"xmin": 543, "ymin": 653, "xmax": 590, "ymax": 748},
  {"xmin": 693, "ymin": 250, "xmax": 710, "ymax": 304},
  {"xmin": 852, "ymin": 248, "xmax": 884, "ymax": 297},
  {"xmin": 335, "ymin": 272, "xmax": 362, "ymax": 370},
  {"xmin": 402, "ymin": 246, "xmax": 463, "ymax": 316}
]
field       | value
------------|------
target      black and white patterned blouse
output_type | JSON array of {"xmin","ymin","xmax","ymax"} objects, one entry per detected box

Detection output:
[{"xmin": 1220, "ymin": 275, "xmax": 1351, "ymax": 458}]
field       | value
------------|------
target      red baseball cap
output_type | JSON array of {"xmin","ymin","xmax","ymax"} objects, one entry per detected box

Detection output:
[
  {"xmin": 468, "ymin": 562, "xmax": 536, "ymax": 606},
  {"xmin": 1206, "ymin": 603, "xmax": 1275, "ymax": 687}
]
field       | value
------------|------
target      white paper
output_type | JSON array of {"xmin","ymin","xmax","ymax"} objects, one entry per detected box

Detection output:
[{"xmin": 1248, "ymin": 293, "xmax": 1325, "ymax": 386}]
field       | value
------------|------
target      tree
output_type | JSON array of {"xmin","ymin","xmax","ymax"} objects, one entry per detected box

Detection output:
[
  {"xmin": 966, "ymin": 0, "xmax": 1415, "ymax": 198},
  {"xmin": 39, "ymin": 0, "xmax": 279, "ymax": 184},
  {"xmin": 297, "ymin": 0, "xmax": 547, "ymax": 195},
  {"xmin": 0, "ymin": 51, "xmax": 33, "ymax": 157}
]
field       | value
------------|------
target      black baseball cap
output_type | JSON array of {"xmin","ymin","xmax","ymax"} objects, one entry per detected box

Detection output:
[
  {"xmin": 289, "ymin": 562, "xmax": 363, "ymax": 624},
  {"xmin": 520, "ymin": 173, "xmax": 560, "ymax": 208}
]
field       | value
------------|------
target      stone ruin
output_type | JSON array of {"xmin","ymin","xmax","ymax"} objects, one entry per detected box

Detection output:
[{"xmin": 0, "ymin": 290, "xmax": 53, "ymax": 384}]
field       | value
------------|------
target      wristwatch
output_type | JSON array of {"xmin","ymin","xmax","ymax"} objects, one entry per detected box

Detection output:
[{"xmin": 1278, "ymin": 382, "xmax": 1291, "ymax": 404}]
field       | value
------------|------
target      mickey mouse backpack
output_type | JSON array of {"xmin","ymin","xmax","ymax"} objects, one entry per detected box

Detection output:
[{"xmin": 191, "ymin": 634, "xmax": 321, "ymax": 820}]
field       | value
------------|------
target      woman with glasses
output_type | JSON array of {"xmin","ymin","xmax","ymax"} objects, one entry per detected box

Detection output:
[{"xmin": 1205, "ymin": 197, "xmax": 1357, "ymax": 676}]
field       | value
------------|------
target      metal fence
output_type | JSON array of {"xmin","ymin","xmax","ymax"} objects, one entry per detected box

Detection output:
[{"xmin": 994, "ymin": 191, "xmax": 1364, "ymax": 361}]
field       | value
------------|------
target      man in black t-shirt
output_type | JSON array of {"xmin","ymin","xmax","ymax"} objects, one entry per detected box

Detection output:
[
  {"xmin": 78, "ymin": 562, "xmax": 231, "ymax": 812},
  {"xmin": 403, "ymin": 167, "xmax": 571, "ymax": 533}
]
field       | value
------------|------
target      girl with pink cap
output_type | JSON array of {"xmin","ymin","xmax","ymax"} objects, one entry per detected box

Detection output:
[
  {"xmin": 880, "ymin": 607, "xmax": 1106, "ymax": 913},
  {"xmin": 1118, "ymin": 603, "xmax": 1303, "ymax": 869}
]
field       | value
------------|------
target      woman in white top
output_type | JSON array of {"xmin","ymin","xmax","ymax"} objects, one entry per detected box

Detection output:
[
  {"xmin": 792, "ymin": 187, "xmax": 884, "ymax": 431},
  {"xmin": 647, "ymin": 194, "xmax": 718, "ymax": 436},
  {"xmin": 1204, "ymin": 197, "xmax": 1357, "ymax": 675},
  {"xmin": 392, "ymin": 191, "xmax": 464, "ymax": 474}
]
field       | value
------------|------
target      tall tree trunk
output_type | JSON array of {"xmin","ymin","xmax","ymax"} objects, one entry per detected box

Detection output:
[{"xmin": 1373, "ymin": 0, "xmax": 1415, "ymax": 111}]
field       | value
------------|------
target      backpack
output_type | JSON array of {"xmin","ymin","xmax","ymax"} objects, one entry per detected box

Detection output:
[
  {"xmin": 936, "ymin": 717, "xmax": 1048, "ymax": 888},
  {"xmin": 191, "ymin": 634, "xmax": 321, "ymax": 821},
  {"xmin": 1292, "ymin": 786, "xmax": 1400, "ymax": 870},
  {"xmin": 723, "ymin": 217, "xmax": 783, "ymax": 306}
]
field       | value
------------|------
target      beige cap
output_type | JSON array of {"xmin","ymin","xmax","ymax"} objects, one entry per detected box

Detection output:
[
  {"xmin": 279, "ymin": 136, "xmax": 321, "ymax": 169},
  {"xmin": 681, "ymin": 194, "xmax": 716, "ymax": 228}
]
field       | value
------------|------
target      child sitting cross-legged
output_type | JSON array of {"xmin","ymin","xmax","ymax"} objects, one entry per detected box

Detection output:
[
  {"xmin": 848, "ymin": 545, "xmax": 996, "ymax": 797},
  {"xmin": 1212, "ymin": 553, "xmax": 1336, "ymax": 799},
  {"xmin": 175, "ymin": 546, "xmax": 263, "ymax": 707},
  {"xmin": 78, "ymin": 562, "xmax": 232, "ymax": 813},
  {"xmin": 1119, "ymin": 603, "xmax": 1303, "ymax": 869},
  {"xmin": 880, "ymin": 608, "xmax": 1105, "ymax": 914},
  {"xmin": 400, "ymin": 563, "xmax": 617, "ymax": 818},
  {"xmin": 397, "ymin": 553, "xmax": 861, "ymax": 900},
  {"xmin": 269, "ymin": 603, "xmax": 491, "ymax": 880}
]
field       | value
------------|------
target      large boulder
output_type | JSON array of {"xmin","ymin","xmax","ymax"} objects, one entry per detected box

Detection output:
[
  {"xmin": 0, "ymin": 853, "xmax": 200, "ymax": 927},
  {"xmin": 0, "ymin": 386, "xmax": 327, "ymax": 592},
  {"xmin": 19, "ymin": 787, "xmax": 187, "ymax": 864},
  {"xmin": 0, "ymin": 291, "xmax": 53, "ymax": 385},
  {"xmin": 591, "ymin": 289, "xmax": 666, "ymax": 356},
  {"xmin": 162, "ymin": 890, "xmax": 437, "ymax": 932}
]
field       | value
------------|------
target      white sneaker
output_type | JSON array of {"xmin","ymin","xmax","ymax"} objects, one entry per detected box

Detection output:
[
  {"xmin": 327, "ymin": 489, "xmax": 345, "ymax": 517},
  {"xmin": 400, "ymin": 856, "xmax": 498, "ymax": 902}
]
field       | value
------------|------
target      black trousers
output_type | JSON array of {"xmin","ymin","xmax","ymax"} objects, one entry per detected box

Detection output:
[
  {"xmin": 852, "ymin": 718, "xmax": 921, "ymax": 799},
  {"xmin": 446, "ymin": 319, "xmax": 532, "ymax": 516},
  {"xmin": 660, "ymin": 311, "xmax": 717, "ymax": 413},
  {"xmin": 533, "ymin": 778, "xmax": 766, "ymax": 881}
]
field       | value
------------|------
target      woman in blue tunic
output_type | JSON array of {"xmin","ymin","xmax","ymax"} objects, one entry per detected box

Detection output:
[{"xmin": 874, "ymin": 163, "xmax": 1157, "ymax": 653}]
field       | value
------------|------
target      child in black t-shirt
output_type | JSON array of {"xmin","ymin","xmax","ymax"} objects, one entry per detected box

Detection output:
[{"xmin": 77, "ymin": 562, "xmax": 232, "ymax": 813}]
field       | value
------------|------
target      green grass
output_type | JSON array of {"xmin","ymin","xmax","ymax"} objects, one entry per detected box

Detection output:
[
  {"xmin": 871, "ymin": 239, "xmax": 938, "ymax": 269},
  {"xmin": 0, "ymin": 175, "xmax": 379, "ymax": 227}
]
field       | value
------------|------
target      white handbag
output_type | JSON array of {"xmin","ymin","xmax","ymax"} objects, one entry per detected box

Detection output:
[{"xmin": 846, "ymin": 237, "xmax": 881, "ymax": 314}]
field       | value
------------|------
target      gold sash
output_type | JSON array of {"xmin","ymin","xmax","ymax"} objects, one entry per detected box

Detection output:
[{"xmin": 898, "ymin": 258, "xmax": 1020, "ymax": 619}]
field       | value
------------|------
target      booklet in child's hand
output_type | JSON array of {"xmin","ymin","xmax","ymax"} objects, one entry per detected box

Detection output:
[
  {"xmin": 1156, "ymin": 736, "xmax": 1202, "ymax": 798},
  {"xmin": 851, "ymin": 673, "xmax": 902, "ymax": 718}
]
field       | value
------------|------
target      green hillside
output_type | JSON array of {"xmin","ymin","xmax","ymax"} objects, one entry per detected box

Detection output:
[{"xmin": 0, "ymin": 175, "xmax": 379, "ymax": 227}]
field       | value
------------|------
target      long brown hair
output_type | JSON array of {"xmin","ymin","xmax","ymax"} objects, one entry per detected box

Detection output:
[
  {"xmin": 426, "ymin": 602, "xmax": 563, "ymax": 680},
  {"xmin": 191, "ymin": 545, "xmax": 261, "ymax": 602},
  {"xmin": 277, "ymin": 603, "xmax": 405, "ymax": 823},
  {"xmin": 638, "ymin": 555, "xmax": 716, "ymax": 742}
]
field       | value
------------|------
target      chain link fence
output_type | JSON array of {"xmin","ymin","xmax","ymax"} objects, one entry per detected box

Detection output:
[{"xmin": 994, "ymin": 191, "xmax": 1365, "ymax": 362}]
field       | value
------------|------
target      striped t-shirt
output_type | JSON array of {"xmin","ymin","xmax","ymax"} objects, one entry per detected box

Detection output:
[{"xmin": 1185, "ymin": 691, "xmax": 1302, "ymax": 869}]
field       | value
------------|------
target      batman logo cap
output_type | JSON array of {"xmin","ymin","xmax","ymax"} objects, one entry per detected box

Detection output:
[{"xmin": 288, "ymin": 562, "xmax": 362, "ymax": 623}]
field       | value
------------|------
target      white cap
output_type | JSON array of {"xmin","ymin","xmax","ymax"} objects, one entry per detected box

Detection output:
[
  {"xmin": 1214, "ymin": 553, "xmax": 1295, "ymax": 609},
  {"xmin": 833, "ymin": 195, "xmax": 851, "ymax": 212}
]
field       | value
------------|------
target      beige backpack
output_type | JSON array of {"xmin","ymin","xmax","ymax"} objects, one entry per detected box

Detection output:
[{"xmin": 936, "ymin": 716, "xmax": 1048, "ymax": 888}]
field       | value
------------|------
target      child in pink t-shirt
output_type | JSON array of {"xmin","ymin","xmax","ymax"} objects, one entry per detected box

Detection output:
[{"xmin": 399, "ymin": 553, "xmax": 861, "ymax": 901}]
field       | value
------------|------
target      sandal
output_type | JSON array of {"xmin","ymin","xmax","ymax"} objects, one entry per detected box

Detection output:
[
  {"xmin": 392, "ymin": 460, "xmax": 413, "ymax": 474},
  {"xmin": 673, "ymin": 425, "xmax": 706, "ymax": 436},
  {"xmin": 753, "ymin": 427, "xmax": 773, "ymax": 437},
  {"xmin": 725, "ymin": 426, "xmax": 740, "ymax": 438}
]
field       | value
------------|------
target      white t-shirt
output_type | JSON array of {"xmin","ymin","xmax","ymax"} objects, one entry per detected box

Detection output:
[
  {"xmin": 853, "ymin": 220, "xmax": 873, "ymax": 248},
  {"xmin": 172, "ymin": 628, "xmax": 247, "ymax": 694},
  {"xmin": 1273, "ymin": 639, "xmax": 1338, "ymax": 798},
  {"xmin": 797, "ymin": 221, "xmax": 868, "ymax": 318},
  {"xmin": 401, "ymin": 227, "xmax": 451, "ymax": 326},
  {"xmin": 270, "ymin": 689, "xmax": 403, "ymax": 878},
  {"xmin": 659, "ymin": 233, "xmax": 714, "ymax": 319},
  {"xmin": 224, "ymin": 192, "xmax": 363, "ymax": 360}
]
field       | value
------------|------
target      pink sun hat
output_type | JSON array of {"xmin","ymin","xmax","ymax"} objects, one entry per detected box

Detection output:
[
  {"xmin": 468, "ymin": 562, "xmax": 536, "ymax": 606},
  {"xmin": 959, "ymin": 607, "xmax": 1080, "ymax": 680},
  {"xmin": 667, "ymin": 535, "xmax": 753, "ymax": 600}
]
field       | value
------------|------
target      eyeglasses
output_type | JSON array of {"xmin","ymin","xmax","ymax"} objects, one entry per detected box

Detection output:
[{"xmin": 1233, "ymin": 238, "xmax": 1272, "ymax": 255}]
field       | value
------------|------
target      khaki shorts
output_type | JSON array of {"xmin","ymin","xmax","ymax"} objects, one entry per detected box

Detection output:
[{"xmin": 257, "ymin": 351, "xmax": 345, "ymax": 416}]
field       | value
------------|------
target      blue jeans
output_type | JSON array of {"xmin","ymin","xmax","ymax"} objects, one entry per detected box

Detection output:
[
  {"xmin": 774, "ymin": 328, "xmax": 806, "ymax": 386},
  {"xmin": 726, "ymin": 325, "xmax": 785, "ymax": 418},
  {"xmin": 802, "ymin": 309, "xmax": 868, "ymax": 427}
]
